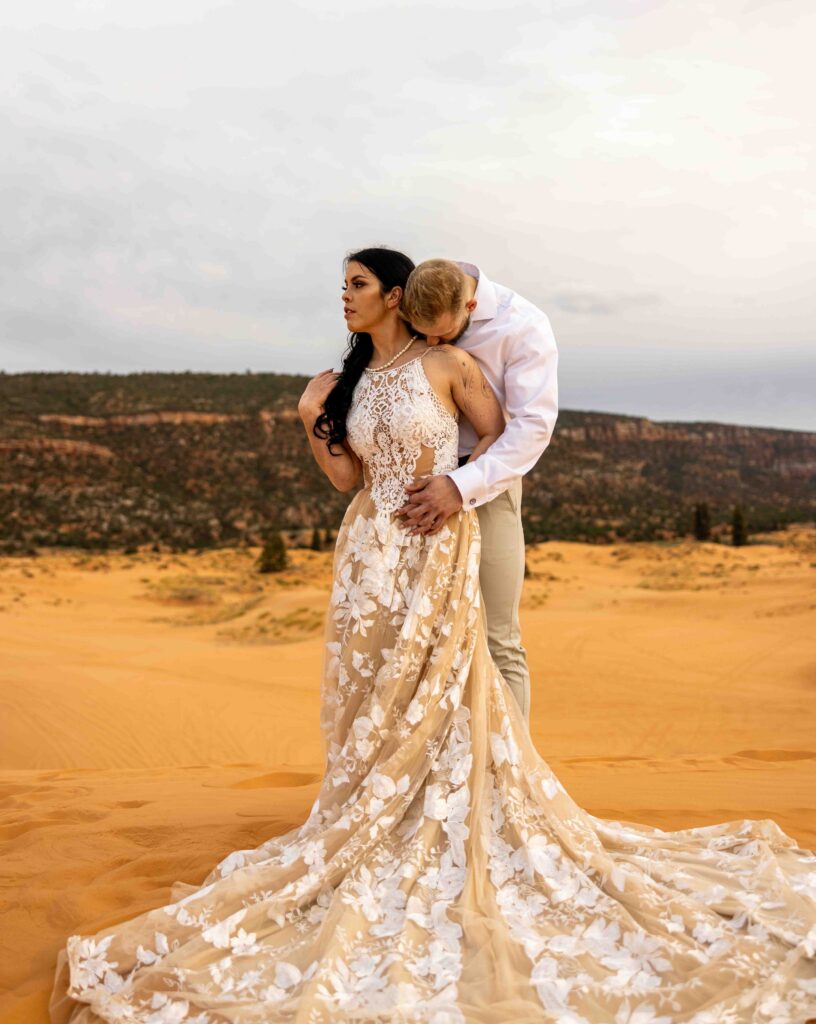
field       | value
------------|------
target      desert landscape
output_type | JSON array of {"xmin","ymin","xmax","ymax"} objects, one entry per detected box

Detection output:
[
  {"xmin": 1, "ymin": 525, "xmax": 815, "ymax": 1021},
  {"xmin": 4, "ymin": 371, "xmax": 815, "ymax": 555}
]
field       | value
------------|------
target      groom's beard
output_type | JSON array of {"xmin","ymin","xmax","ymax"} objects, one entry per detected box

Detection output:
[{"xmin": 445, "ymin": 314, "xmax": 471, "ymax": 345}]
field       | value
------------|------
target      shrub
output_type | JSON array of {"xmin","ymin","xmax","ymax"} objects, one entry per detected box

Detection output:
[
  {"xmin": 693, "ymin": 502, "xmax": 711, "ymax": 541},
  {"xmin": 731, "ymin": 506, "xmax": 748, "ymax": 547},
  {"xmin": 258, "ymin": 531, "xmax": 288, "ymax": 573}
]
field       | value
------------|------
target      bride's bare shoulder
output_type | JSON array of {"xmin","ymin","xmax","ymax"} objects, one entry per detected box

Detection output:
[
  {"xmin": 424, "ymin": 346, "xmax": 499, "ymax": 423},
  {"xmin": 423, "ymin": 345, "xmax": 485, "ymax": 389},
  {"xmin": 422, "ymin": 343, "xmax": 472, "ymax": 381}
]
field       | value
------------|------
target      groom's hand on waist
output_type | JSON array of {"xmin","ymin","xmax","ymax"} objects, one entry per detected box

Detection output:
[{"xmin": 396, "ymin": 475, "xmax": 463, "ymax": 536}]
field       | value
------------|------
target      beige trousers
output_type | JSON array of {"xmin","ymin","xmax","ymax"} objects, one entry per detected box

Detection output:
[{"xmin": 474, "ymin": 476, "xmax": 530, "ymax": 723}]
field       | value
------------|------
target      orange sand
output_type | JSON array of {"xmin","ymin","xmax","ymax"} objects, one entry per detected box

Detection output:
[{"xmin": 1, "ymin": 528, "xmax": 815, "ymax": 1022}]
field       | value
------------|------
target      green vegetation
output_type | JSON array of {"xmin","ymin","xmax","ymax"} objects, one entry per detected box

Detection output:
[
  {"xmin": 257, "ymin": 532, "xmax": 288, "ymax": 573},
  {"xmin": 0, "ymin": 369, "xmax": 304, "ymax": 417},
  {"xmin": 693, "ymin": 502, "xmax": 711, "ymax": 541},
  {"xmin": 0, "ymin": 373, "xmax": 813, "ymax": 553},
  {"xmin": 732, "ymin": 506, "xmax": 748, "ymax": 547}
]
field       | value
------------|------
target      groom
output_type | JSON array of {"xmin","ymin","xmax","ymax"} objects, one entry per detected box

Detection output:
[{"xmin": 396, "ymin": 259, "xmax": 559, "ymax": 725}]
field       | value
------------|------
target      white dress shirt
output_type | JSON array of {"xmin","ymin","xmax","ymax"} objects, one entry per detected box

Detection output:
[{"xmin": 445, "ymin": 261, "xmax": 559, "ymax": 510}]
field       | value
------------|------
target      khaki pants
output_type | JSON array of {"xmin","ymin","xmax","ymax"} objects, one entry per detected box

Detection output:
[{"xmin": 475, "ymin": 476, "xmax": 530, "ymax": 723}]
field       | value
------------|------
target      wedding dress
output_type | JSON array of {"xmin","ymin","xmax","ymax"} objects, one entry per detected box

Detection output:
[{"xmin": 50, "ymin": 349, "xmax": 816, "ymax": 1024}]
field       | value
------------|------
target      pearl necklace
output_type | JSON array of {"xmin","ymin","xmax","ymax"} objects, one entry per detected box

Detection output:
[{"xmin": 367, "ymin": 335, "xmax": 420, "ymax": 372}]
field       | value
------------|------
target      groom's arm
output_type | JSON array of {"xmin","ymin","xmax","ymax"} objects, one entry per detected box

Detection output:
[{"xmin": 445, "ymin": 311, "xmax": 559, "ymax": 509}]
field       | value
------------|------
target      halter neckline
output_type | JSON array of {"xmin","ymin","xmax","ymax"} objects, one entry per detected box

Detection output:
[{"xmin": 363, "ymin": 350, "xmax": 428, "ymax": 375}]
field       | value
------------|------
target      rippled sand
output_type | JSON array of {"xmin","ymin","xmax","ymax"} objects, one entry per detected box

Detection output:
[{"xmin": 2, "ymin": 527, "xmax": 815, "ymax": 1022}]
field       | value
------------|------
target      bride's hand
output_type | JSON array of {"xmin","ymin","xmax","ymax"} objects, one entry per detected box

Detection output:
[
  {"xmin": 396, "ymin": 475, "xmax": 463, "ymax": 535},
  {"xmin": 298, "ymin": 370, "xmax": 339, "ymax": 420}
]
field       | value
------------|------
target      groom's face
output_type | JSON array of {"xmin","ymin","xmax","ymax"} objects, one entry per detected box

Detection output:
[{"xmin": 413, "ymin": 308, "xmax": 471, "ymax": 347}]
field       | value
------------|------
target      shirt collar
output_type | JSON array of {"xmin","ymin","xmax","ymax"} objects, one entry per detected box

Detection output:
[{"xmin": 454, "ymin": 259, "xmax": 498, "ymax": 322}]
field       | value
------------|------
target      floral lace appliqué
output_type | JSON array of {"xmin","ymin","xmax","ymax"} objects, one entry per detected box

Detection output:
[{"xmin": 346, "ymin": 355, "xmax": 459, "ymax": 516}]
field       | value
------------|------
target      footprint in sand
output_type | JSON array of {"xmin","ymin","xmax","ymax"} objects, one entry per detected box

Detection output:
[
  {"xmin": 754, "ymin": 601, "xmax": 816, "ymax": 618},
  {"xmin": 0, "ymin": 783, "xmax": 92, "ymax": 806},
  {"xmin": 733, "ymin": 749, "xmax": 816, "ymax": 762},
  {"xmin": 222, "ymin": 771, "xmax": 322, "ymax": 790},
  {"xmin": 0, "ymin": 806, "xmax": 107, "ymax": 841}
]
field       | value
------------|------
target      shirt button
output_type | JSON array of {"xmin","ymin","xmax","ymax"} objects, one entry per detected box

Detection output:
[{"xmin": 469, "ymin": 498, "xmax": 476, "ymax": 505}]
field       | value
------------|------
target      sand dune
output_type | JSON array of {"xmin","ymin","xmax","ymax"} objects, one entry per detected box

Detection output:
[{"xmin": 1, "ymin": 528, "xmax": 815, "ymax": 1021}]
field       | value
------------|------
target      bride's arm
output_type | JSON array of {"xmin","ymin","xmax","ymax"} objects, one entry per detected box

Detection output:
[
  {"xmin": 298, "ymin": 371, "xmax": 363, "ymax": 492},
  {"xmin": 446, "ymin": 349, "xmax": 506, "ymax": 460},
  {"xmin": 424, "ymin": 346, "xmax": 505, "ymax": 456},
  {"xmin": 396, "ymin": 347, "xmax": 505, "ymax": 535}
]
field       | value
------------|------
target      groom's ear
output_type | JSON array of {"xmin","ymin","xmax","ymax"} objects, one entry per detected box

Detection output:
[{"xmin": 465, "ymin": 298, "xmax": 477, "ymax": 313}]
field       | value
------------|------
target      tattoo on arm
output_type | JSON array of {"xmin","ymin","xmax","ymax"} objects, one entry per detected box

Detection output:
[
  {"xmin": 460, "ymin": 355, "xmax": 476, "ymax": 403},
  {"xmin": 427, "ymin": 347, "xmax": 496, "ymax": 421},
  {"xmin": 459, "ymin": 355, "xmax": 493, "ymax": 406}
]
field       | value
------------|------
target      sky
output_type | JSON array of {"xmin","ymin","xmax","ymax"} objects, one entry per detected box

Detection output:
[{"xmin": 1, "ymin": 0, "xmax": 814, "ymax": 430}]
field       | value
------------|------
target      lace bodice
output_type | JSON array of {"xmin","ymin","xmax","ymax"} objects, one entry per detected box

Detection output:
[{"xmin": 346, "ymin": 352, "xmax": 459, "ymax": 515}]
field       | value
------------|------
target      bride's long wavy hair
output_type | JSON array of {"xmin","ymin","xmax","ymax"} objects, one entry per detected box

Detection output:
[{"xmin": 314, "ymin": 246, "xmax": 417, "ymax": 455}]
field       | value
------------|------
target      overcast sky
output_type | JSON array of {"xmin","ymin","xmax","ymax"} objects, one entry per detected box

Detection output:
[{"xmin": 1, "ymin": 0, "xmax": 814, "ymax": 430}]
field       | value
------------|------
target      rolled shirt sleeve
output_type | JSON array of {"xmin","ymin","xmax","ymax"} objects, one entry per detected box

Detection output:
[{"xmin": 446, "ymin": 311, "xmax": 559, "ymax": 510}]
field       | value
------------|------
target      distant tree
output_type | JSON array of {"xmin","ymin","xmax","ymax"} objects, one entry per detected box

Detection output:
[
  {"xmin": 258, "ymin": 531, "xmax": 288, "ymax": 573},
  {"xmin": 693, "ymin": 502, "xmax": 711, "ymax": 541},
  {"xmin": 310, "ymin": 527, "xmax": 322, "ymax": 551},
  {"xmin": 325, "ymin": 528, "xmax": 334, "ymax": 546},
  {"xmin": 191, "ymin": 523, "xmax": 212, "ymax": 550},
  {"xmin": 731, "ymin": 505, "xmax": 748, "ymax": 547}
]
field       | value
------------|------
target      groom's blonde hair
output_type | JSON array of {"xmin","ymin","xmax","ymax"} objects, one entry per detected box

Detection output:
[{"xmin": 401, "ymin": 259, "xmax": 467, "ymax": 325}]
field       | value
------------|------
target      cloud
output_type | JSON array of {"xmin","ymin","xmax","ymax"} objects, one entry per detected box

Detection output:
[
  {"xmin": 33, "ymin": 48, "xmax": 101, "ymax": 86},
  {"xmin": 546, "ymin": 287, "xmax": 663, "ymax": 316},
  {"xmin": 0, "ymin": 0, "xmax": 813, "ymax": 430}
]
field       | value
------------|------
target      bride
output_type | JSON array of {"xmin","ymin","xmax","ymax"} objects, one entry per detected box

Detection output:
[{"xmin": 50, "ymin": 247, "xmax": 816, "ymax": 1023}]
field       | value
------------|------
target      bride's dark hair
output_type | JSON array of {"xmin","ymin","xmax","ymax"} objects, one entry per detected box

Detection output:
[{"xmin": 314, "ymin": 246, "xmax": 417, "ymax": 454}]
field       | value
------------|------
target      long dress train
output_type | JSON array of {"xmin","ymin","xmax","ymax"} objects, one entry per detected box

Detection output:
[{"xmin": 50, "ymin": 350, "xmax": 816, "ymax": 1023}]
